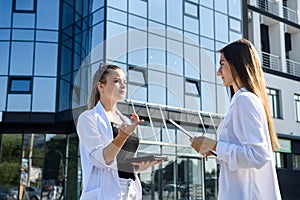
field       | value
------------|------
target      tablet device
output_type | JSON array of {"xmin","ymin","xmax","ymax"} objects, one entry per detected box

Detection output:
[{"xmin": 119, "ymin": 155, "xmax": 168, "ymax": 164}]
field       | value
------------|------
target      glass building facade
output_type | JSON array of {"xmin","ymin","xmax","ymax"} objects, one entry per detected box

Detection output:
[{"xmin": 0, "ymin": 0, "xmax": 243, "ymax": 199}]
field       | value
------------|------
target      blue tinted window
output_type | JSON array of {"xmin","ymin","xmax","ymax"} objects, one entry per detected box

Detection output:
[
  {"xmin": 0, "ymin": 42, "xmax": 9, "ymax": 75},
  {"xmin": 10, "ymin": 78, "xmax": 32, "ymax": 93},
  {"xmin": 200, "ymin": 7, "xmax": 213, "ymax": 38},
  {"xmin": 15, "ymin": 0, "xmax": 35, "ymax": 11},
  {"xmin": 200, "ymin": 0, "xmax": 213, "ymax": 8},
  {"xmin": 62, "ymin": 2, "xmax": 74, "ymax": 28},
  {"xmin": 7, "ymin": 94, "xmax": 31, "ymax": 111},
  {"xmin": 36, "ymin": 30, "xmax": 58, "ymax": 42},
  {"xmin": 184, "ymin": 44, "xmax": 200, "ymax": 79},
  {"xmin": 128, "ymin": 29, "xmax": 147, "ymax": 66},
  {"xmin": 59, "ymin": 76, "xmax": 71, "ymax": 111},
  {"xmin": 184, "ymin": 16, "xmax": 199, "ymax": 34},
  {"xmin": 229, "ymin": 0, "xmax": 241, "ymax": 18},
  {"xmin": 0, "ymin": 1, "xmax": 12, "ymax": 27},
  {"xmin": 149, "ymin": 0, "xmax": 165, "ymax": 23},
  {"xmin": 92, "ymin": 8, "xmax": 104, "ymax": 25},
  {"xmin": 91, "ymin": 22, "xmax": 104, "ymax": 49},
  {"xmin": 13, "ymin": 13, "xmax": 35, "ymax": 28},
  {"xmin": 215, "ymin": 12, "xmax": 228, "ymax": 42},
  {"xmin": 184, "ymin": 1, "xmax": 198, "ymax": 18},
  {"xmin": 107, "ymin": 0, "xmax": 127, "ymax": 12},
  {"xmin": 148, "ymin": 70, "xmax": 166, "ymax": 105},
  {"xmin": 128, "ymin": 84, "xmax": 147, "ymax": 102},
  {"xmin": 167, "ymin": 0, "xmax": 183, "ymax": 29},
  {"xmin": 167, "ymin": 74, "xmax": 183, "ymax": 107},
  {"xmin": 10, "ymin": 42, "xmax": 34, "ymax": 75},
  {"xmin": 129, "ymin": 15, "xmax": 147, "ymax": 29},
  {"xmin": 107, "ymin": 8, "xmax": 126, "ymax": 25},
  {"xmin": 12, "ymin": 29, "xmax": 34, "ymax": 41},
  {"xmin": 129, "ymin": 0, "xmax": 147, "ymax": 17},
  {"xmin": 0, "ymin": 29, "xmax": 10, "ymax": 40},
  {"xmin": 92, "ymin": 0, "xmax": 104, "ymax": 12},
  {"xmin": 0, "ymin": 77, "xmax": 7, "ymax": 110},
  {"xmin": 215, "ymin": 0, "xmax": 228, "ymax": 14},
  {"xmin": 32, "ymin": 77, "xmax": 56, "ymax": 112},
  {"xmin": 36, "ymin": 0, "xmax": 59, "ymax": 30},
  {"xmin": 35, "ymin": 43, "xmax": 58, "ymax": 76},
  {"xmin": 167, "ymin": 39, "xmax": 183, "ymax": 75}
]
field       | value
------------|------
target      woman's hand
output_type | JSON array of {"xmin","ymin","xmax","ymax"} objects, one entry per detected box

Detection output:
[
  {"xmin": 132, "ymin": 160, "xmax": 163, "ymax": 173},
  {"xmin": 118, "ymin": 113, "xmax": 144, "ymax": 137},
  {"xmin": 190, "ymin": 136, "xmax": 217, "ymax": 156}
]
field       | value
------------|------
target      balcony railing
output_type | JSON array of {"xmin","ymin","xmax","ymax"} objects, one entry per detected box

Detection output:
[
  {"xmin": 262, "ymin": 52, "xmax": 281, "ymax": 71},
  {"xmin": 283, "ymin": 6, "xmax": 298, "ymax": 24},
  {"xmin": 287, "ymin": 59, "xmax": 300, "ymax": 77},
  {"xmin": 255, "ymin": 0, "xmax": 278, "ymax": 15}
]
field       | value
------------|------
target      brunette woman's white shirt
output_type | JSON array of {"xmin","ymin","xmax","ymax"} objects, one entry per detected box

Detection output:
[
  {"xmin": 216, "ymin": 88, "xmax": 281, "ymax": 200},
  {"xmin": 76, "ymin": 101, "xmax": 142, "ymax": 200}
]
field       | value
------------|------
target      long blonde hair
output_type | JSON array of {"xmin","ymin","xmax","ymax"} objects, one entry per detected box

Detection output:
[
  {"xmin": 218, "ymin": 39, "xmax": 280, "ymax": 151},
  {"xmin": 88, "ymin": 63, "xmax": 121, "ymax": 109}
]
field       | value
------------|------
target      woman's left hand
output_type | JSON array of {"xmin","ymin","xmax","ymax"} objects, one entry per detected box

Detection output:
[{"xmin": 132, "ymin": 160, "xmax": 163, "ymax": 173}]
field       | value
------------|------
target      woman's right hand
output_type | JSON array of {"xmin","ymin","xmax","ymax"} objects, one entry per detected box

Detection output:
[{"xmin": 118, "ymin": 113, "xmax": 144, "ymax": 137}]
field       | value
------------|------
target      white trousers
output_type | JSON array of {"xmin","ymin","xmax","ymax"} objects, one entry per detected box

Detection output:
[{"xmin": 119, "ymin": 178, "xmax": 137, "ymax": 200}]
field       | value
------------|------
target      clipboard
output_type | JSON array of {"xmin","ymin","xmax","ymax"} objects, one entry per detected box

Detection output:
[{"xmin": 168, "ymin": 119, "xmax": 217, "ymax": 156}]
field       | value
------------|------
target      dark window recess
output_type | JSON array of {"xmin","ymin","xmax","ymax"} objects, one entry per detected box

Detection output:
[
  {"xmin": 9, "ymin": 77, "xmax": 32, "ymax": 93},
  {"xmin": 260, "ymin": 24, "xmax": 270, "ymax": 53},
  {"xmin": 285, "ymin": 32, "xmax": 292, "ymax": 51}
]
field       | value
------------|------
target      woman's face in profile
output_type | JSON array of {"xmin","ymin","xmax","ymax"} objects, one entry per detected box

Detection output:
[
  {"xmin": 99, "ymin": 68, "xmax": 127, "ymax": 102},
  {"xmin": 217, "ymin": 53, "xmax": 235, "ymax": 88}
]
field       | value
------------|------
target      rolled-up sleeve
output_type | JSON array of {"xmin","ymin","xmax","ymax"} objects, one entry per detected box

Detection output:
[
  {"xmin": 217, "ymin": 94, "xmax": 270, "ymax": 171},
  {"xmin": 77, "ymin": 111, "xmax": 113, "ymax": 169}
]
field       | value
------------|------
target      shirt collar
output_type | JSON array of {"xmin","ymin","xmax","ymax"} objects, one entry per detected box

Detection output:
[{"xmin": 230, "ymin": 87, "xmax": 248, "ymax": 106}]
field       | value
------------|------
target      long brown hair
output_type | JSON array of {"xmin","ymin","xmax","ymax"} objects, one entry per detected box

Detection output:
[
  {"xmin": 218, "ymin": 39, "xmax": 280, "ymax": 151},
  {"xmin": 88, "ymin": 63, "xmax": 121, "ymax": 109}
]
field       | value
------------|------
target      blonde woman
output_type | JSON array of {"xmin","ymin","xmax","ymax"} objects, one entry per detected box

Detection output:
[
  {"xmin": 77, "ymin": 64, "xmax": 160, "ymax": 199},
  {"xmin": 190, "ymin": 39, "xmax": 281, "ymax": 200}
]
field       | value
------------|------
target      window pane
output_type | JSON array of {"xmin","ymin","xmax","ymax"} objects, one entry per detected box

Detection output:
[
  {"xmin": 293, "ymin": 154, "xmax": 300, "ymax": 170},
  {"xmin": 185, "ymin": 95, "xmax": 200, "ymax": 110},
  {"xmin": 37, "ymin": 0, "xmax": 59, "ymax": 30},
  {"xmin": 129, "ymin": 0, "xmax": 147, "ymax": 17},
  {"xmin": 167, "ymin": 39, "xmax": 183, "ymax": 75},
  {"xmin": 7, "ymin": 94, "xmax": 31, "ymax": 111},
  {"xmin": 128, "ymin": 29, "xmax": 147, "ymax": 66},
  {"xmin": 10, "ymin": 42, "xmax": 34, "ymax": 75},
  {"xmin": 59, "ymin": 77, "xmax": 71, "ymax": 111},
  {"xmin": 129, "ymin": 68, "xmax": 146, "ymax": 84},
  {"xmin": 12, "ymin": 29, "xmax": 34, "ymax": 41},
  {"xmin": 129, "ymin": 14, "xmax": 147, "ymax": 29},
  {"xmin": 15, "ymin": 0, "xmax": 34, "ymax": 11},
  {"xmin": 229, "ymin": 18, "xmax": 241, "ymax": 32},
  {"xmin": 35, "ymin": 43, "xmax": 58, "ymax": 76},
  {"xmin": 296, "ymin": 100, "xmax": 300, "ymax": 121},
  {"xmin": 149, "ymin": 0, "xmax": 165, "ymax": 23},
  {"xmin": 215, "ymin": 0, "xmax": 228, "ymax": 14},
  {"xmin": 167, "ymin": 74, "xmax": 183, "ymax": 107},
  {"xmin": 0, "ymin": 1, "xmax": 12, "ymax": 27},
  {"xmin": 215, "ymin": 12, "xmax": 228, "ymax": 42},
  {"xmin": 200, "ymin": 49, "xmax": 215, "ymax": 82},
  {"xmin": 0, "ymin": 42, "xmax": 9, "ymax": 75},
  {"xmin": 148, "ymin": 34, "xmax": 166, "ymax": 71},
  {"xmin": 11, "ymin": 79, "xmax": 31, "ymax": 92},
  {"xmin": 107, "ymin": 0, "xmax": 127, "ymax": 11},
  {"xmin": 13, "ymin": 13, "xmax": 35, "ymax": 28},
  {"xmin": 185, "ymin": 81, "xmax": 199, "ymax": 95},
  {"xmin": 36, "ymin": 30, "xmax": 58, "ymax": 42},
  {"xmin": 184, "ymin": 16, "xmax": 199, "ymax": 34},
  {"xmin": 200, "ymin": 7, "xmax": 213, "ymax": 38},
  {"xmin": 200, "ymin": 0, "xmax": 213, "ymax": 8},
  {"xmin": 0, "ymin": 77, "xmax": 7, "ymax": 110},
  {"xmin": 229, "ymin": 0, "xmax": 241, "ymax": 18},
  {"xmin": 0, "ymin": 29, "xmax": 11, "ymax": 40},
  {"xmin": 184, "ymin": 44, "xmax": 200, "ymax": 79},
  {"xmin": 106, "ymin": 22, "xmax": 127, "ymax": 62},
  {"xmin": 107, "ymin": 8, "xmax": 127, "ymax": 24},
  {"xmin": 185, "ymin": 1, "xmax": 198, "ymax": 18},
  {"xmin": 128, "ymin": 84, "xmax": 147, "ymax": 102},
  {"xmin": 148, "ymin": 70, "xmax": 166, "ymax": 105},
  {"xmin": 202, "ymin": 82, "xmax": 216, "ymax": 113},
  {"xmin": 167, "ymin": 0, "xmax": 183, "ymax": 29},
  {"xmin": 32, "ymin": 78, "xmax": 56, "ymax": 112}
]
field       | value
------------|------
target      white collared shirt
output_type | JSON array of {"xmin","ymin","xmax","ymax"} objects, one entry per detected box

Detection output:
[
  {"xmin": 76, "ymin": 102, "xmax": 142, "ymax": 200},
  {"xmin": 216, "ymin": 88, "xmax": 281, "ymax": 200}
]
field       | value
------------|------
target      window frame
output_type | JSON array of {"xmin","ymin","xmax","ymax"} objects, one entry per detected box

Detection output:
[
  {"xmin": 267, "ymin": 87, "xmax": 281, "ymax": 119},
  {"xmin": 13, "ymin": 0, "xmax": 37, "ymax": 13},
  {"xmin": 295, "ymin": 94, "xmax": 300, "ymax": 122},
  {"xmin": 9, "ymin": 76, "xmax": 33, "ymax": 94}
]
